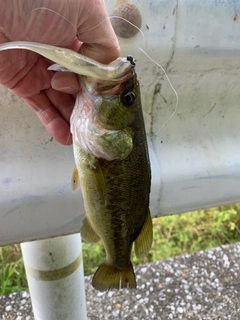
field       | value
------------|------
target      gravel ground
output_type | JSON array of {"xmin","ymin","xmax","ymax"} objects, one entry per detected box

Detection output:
[{"xmin": 1, "ymin": 242, "xmax": 240, "ymax": 319}]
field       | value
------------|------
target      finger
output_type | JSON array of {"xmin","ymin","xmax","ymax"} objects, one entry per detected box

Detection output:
[
  {"xmin": 80, "ymin": 41, "xmax": 119, "ymax": 64},
  {"xmin": 4, "ymin": 54, "xmax": 52, "ymax": 97},
  {"xmin": 77, "ymin": 0, "xmax": 120, "ymax": 63},
  {"xmin": 51, "ymin": 72, "xmax": 80, "ymax": 94},
  {"xmin": 24, "ymin": 91, "xmax": 72, "ymax": 145},
  {"xmin": 45, "ymin": 86, "xmax": 75, "ymax": 124}
]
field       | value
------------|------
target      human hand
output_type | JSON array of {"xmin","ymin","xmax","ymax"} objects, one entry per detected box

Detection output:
[{"xmin": 0, "ymin": 0, "xmax": 119, "ymax": 144}]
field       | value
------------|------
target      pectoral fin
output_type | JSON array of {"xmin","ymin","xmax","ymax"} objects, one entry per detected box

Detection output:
[
  {"xmin": 72, "ymin": 165, "xmax": 80, "ymax": 191},
  {"xmin": 97, "ymin": 128, "xmax": 133, "ymax": 160},
  {"xmin": 92, "ymin": 162, "xmax": 107, "ymax": 206},
  {"xmin": 134, "ymin": 209, "xmax": 153, "ymax": 259},
  {"xmin": 81, "ymin": 216, "xmax": 100, "ymax": 243}
]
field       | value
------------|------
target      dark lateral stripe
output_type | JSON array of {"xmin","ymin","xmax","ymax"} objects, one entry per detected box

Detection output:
[{"xmin": 25, "ymin": 254, "xmax": 82, "ymax": 281}]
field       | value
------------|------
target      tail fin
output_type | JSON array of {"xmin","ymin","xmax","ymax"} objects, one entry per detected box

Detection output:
[{"xmin": 92, "ymin": 262, "xmax": 136, "ymax": 291}]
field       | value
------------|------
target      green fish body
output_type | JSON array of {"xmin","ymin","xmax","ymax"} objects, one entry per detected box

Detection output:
[{"xmin": 71, "ymin": 68, "xmax": 152, "ymax": 291}]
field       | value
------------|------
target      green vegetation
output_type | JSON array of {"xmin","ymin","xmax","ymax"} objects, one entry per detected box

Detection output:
[
  {"xmin": 0, "ymin": 244, "xmax": 27, "ymax": 295},
  {"xmin": 1, "ymin": 204, "xmax": 240, "ymax": 295}
]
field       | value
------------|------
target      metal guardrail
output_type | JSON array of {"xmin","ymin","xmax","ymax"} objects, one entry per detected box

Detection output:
[
  {"xmin": 1, "ymin": 0, "xmax": 240, "ymax": 246},
  {"xmin": 1, "ymin": 0, "xmax": 240, "ymax": 319}
]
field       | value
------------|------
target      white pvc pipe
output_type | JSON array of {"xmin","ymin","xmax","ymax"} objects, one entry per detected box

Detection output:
[{"xmin": 21, "ymin": 234, "xmax": 87, "ymax": 320}]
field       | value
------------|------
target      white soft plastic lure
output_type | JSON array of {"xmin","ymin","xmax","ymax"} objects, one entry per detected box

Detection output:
[{"xmin": 0, "ymin": 41, "xmax": 132, "ymax": 80}]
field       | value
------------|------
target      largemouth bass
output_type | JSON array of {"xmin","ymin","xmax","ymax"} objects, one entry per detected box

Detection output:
[
  {"xmin": 71, "ymin": 60, "xmax": 152, "ymax": 291},
  {"xmin": 0, "ymin": 41, "xmax": 152, "ymax": 291}
]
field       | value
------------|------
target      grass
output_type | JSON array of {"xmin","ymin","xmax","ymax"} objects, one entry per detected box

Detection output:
[
  {"xmin": 0, "ymin": 244, "xmax": 27, "ymax": 295},
  {"xmin": 1, "ymin": 204, "xmax": 240, "ymax": 295}
]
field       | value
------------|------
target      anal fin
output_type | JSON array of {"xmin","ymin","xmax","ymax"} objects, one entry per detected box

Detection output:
[
  {"xmin": 81, "ymin": 216, "xmax": 100, "ymax": 244},
  {"xmin": 134, "ymin": 209, "xmax": 153, "ymax": 260}
]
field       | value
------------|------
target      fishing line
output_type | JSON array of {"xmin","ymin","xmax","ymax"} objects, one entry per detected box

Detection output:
[
  {"xmin": 25, "ymin": 7, "xmax": 179, "ymax": 140},
  {"xmin": 78, "ymin": 15, "xmax": 145, "ymax": 38},
  {"xmin": 138, "ymin": 47, "xmax": 179, "ymax": 138},
  {"xmin": 25, "ymin": 7, "xmax": 80, "ymax": 43},
  {"xmin": 78, "ymin": 14, "xmax": 179, "ymax": 137}
]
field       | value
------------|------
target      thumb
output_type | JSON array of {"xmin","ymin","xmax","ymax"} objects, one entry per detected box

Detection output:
[{"xmin": 77, "ymin": 0, "xmax": 120, "ymax": 64}]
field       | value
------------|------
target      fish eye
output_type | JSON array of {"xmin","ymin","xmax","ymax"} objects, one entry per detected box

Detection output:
[{"xmin": 121, "ymin": 91, "xmax": 136, "ymax": 107}]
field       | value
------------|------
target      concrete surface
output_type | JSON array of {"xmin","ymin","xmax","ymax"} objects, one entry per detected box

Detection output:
[{"xmin": 1, "ymin": 242, "xmax": 240, "ymax": 319}]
